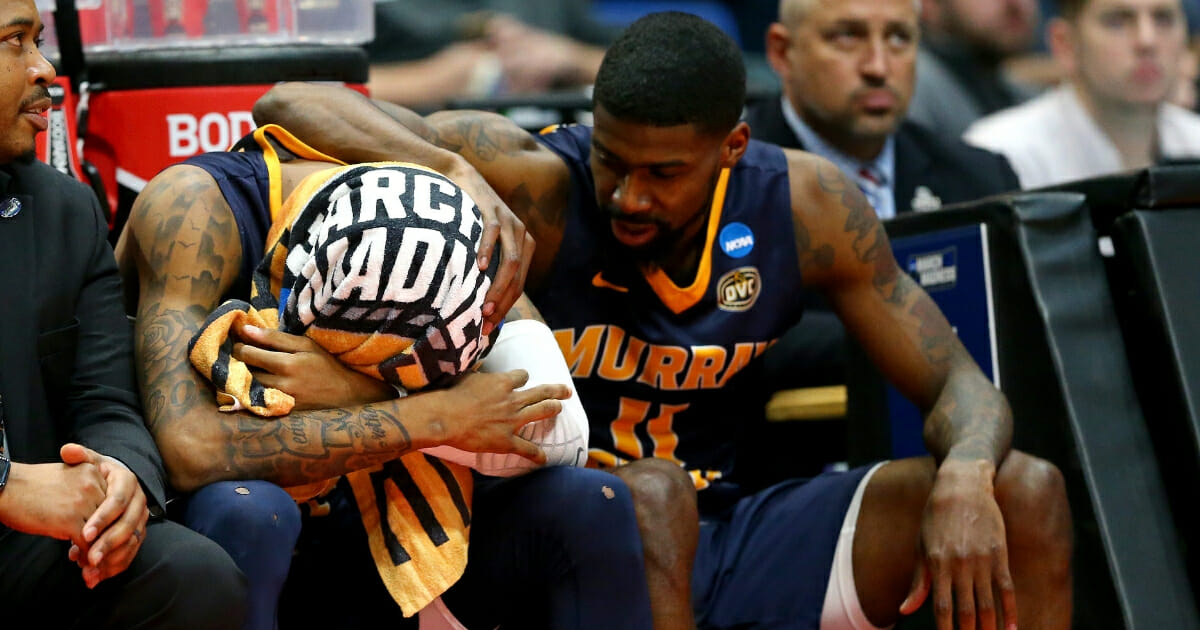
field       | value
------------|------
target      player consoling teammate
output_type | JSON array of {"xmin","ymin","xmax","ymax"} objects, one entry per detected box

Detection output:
[{"xmin": 255, "ymin": 11, "xmax": 1073, "ymax": 630}]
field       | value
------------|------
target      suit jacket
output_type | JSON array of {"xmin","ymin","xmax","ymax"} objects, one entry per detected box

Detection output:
[
  {"xmin": 0, "ymin": 158, "xmax": 166, "ymax": 514},
  {"xmin": 742, "ymin": 97, "xmax": 1020, "ymax": 402},
  {"xmin": 742, "ymin": 95, "xmax": 1020, "ymax": 214}
]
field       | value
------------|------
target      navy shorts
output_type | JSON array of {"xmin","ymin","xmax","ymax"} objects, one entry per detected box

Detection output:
[{"xmin": 692, "ymin": 464, "xmax": 876, "ymax": 630}]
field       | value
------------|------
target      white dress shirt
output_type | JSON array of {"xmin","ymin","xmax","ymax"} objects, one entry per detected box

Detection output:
[
  {"xmin": 964, "ymin": 84, "xmax": 1200, "ymax": 189},
  {"xmin": 781, "ymin": 96, "xmax": 898, "ymax": 220}
]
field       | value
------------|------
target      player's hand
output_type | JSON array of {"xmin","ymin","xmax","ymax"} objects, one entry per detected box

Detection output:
[
  {"xmin": 0, "ymin": 444, "xmax": 106, "ymax": 546},
  {"xmin": 62, "ymin": 445, "xmax": 150, "ymax": 588},
  {"xmin": 900, "ymin": 458, "xmax": 1017, "ymax": 630},
  {"xmin": 446, "ymin": 158, "xmax": 534, "ymax": 336},
  {"xmin": 427, "ymin": 369, "xmax": 569, "ymax": 464},
  {"xmin": 232, "ymin": 325, "xmax": 397, "ymax": 410}
]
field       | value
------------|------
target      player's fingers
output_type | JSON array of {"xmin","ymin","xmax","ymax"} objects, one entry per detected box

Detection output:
[
  {"xmin": 517, "ymin": 399, "xmax": 564, "ymax": 424},
  {"xmin": 231, "ymin": 341, "xmax": 292, "ymax": 374},
  {"xmin": 930, "ymin": 555, "xmax": 955, "ymax": 630},
  {"xmin": 953, "ymin": 558, "xmax": 977, "ymax": 630},
  {"xmin": 238, "ymin": 325, "xmax": 313, "ymax": 353},
  {"xmin": 975, "ymin": 563, "xmax": 997, "ymax": 630},
  {"xmin": 485, "ymin": 250, "xmax": 522, "ymax": 327},
  {"xmin": 253, "ymin": 371, "xmax": 285, "ymax": 391},
  {"xmin": 507, "ymin": 435, "xmax": 548, "ymax": 466},
  {"xmin": 517, "ymin": 383, "xmax": 572, "ymax": 408},
  {"xmin": 476, "ymin": 213, "xmax": 502, "ymax": 272},
  {"xmin": 513, "ymin": 232, "xmax": 535, "ymax": 299},
  {"xmin": 505, "ymin": 369, "xmax": 530, "ymax": 389},
  {"xmin": 994, "ymin": 548, "xmax": 1018, "ymax": 630},
  {"xmin": 900, "ymin": 557, "xmax": 931, "ymax": 616}
]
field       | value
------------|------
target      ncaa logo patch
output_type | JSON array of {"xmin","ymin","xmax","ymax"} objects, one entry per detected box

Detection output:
[
  {"xmin": 719, "ymin": 222, "xmax": 754, "ymax": 258},
  {"xmin": 716, "ymin": 266, "xmax": 761, "ymax": 311}
]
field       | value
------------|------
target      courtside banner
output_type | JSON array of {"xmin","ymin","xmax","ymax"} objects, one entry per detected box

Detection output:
[
  {"xmin": 83, "ymin": 83, "xmax": 368, "ymax": 220},
  {"xmin": 885, "ymin": 223, "xmax": 999, "ymax": 458}
]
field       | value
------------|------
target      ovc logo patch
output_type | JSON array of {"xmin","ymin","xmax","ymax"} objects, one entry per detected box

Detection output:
[
  {"xmin": 719, "ymin": 222, "xmax": 754, "ymax": 258},
  {"xmin": 716, "ymin": 266, "xmax": 761, "ymax": 311}
]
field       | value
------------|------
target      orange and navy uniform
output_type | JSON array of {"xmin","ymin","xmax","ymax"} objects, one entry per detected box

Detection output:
[{"xmin": 532, "ymin": 124, "xmax": 806, "ymax": 499}]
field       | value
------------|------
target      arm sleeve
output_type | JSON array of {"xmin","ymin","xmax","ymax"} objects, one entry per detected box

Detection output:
[
  {"xmin": 422, "ymin": 319, "xmax": 590, "ymax": 476},
  {"xmin": 69, "ymin": 193, "xmax": 169, "ymax": 511}
]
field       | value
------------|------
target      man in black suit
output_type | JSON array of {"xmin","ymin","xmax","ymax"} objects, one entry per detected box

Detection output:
[
  {"xmin": 748, "ymin": 0, "xmax": 1019, "ymax": 218},
  {"xmin": 0, "ymin": 1, "xmax": 246, "ymax": 626},
  {"xmin": 743, "ymin": 0, "xmax": 1019, "ymax": 469}
]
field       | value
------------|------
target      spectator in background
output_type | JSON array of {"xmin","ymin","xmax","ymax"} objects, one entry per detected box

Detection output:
[
  {"xmin": 743, "ymin": 0, "xmax": 1019, "ymax": 429},
  {"xmin": 965, "ymin": 0, "xmax": 1200, "ymax": 188},
  {"xmin": 908, "ymin": 0, "xmax": 1043, "ymax": 138},
  {"xmin": 365, "ymin": 0, "xmax": 617, "ymax": 110}
]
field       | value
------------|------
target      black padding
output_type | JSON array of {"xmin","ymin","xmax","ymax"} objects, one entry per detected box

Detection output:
[
  {"xmin": 1036, "ymin": 162, "xmax": 1200, "ymax": 234},
  {"xmin": 1111, "ymin": 208, "xmax": 1200, "ymax": 603},
  {"xmin": 85, "ymin": 44, "xmax": 368, "ymax": 91},
  {"xmin": 855, "ymin": 192, "xmax": 1200, "ymax": 629},
  {"xmin": 1014, "ymin": 195, "xmax": 1199, "ymax": 629}
]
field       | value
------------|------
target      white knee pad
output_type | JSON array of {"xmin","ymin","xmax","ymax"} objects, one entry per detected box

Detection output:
[{"xmin": 421, "ymin": 319, "xmax": 589, "ymax": 477}]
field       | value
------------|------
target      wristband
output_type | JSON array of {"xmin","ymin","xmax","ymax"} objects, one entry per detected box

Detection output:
[{"xmin": 0, "ymin": 453, "xmax": 9, "ymax": 494}]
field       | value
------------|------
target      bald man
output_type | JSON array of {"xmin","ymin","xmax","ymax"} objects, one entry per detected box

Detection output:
[{"xmin": 744, "ymin": 0, "xmax": 1019, "ymax": 419}]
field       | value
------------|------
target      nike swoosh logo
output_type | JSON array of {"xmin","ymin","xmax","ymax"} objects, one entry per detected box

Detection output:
[{"xmin": 592, "ymin": 272, "xmax": 629, "ymax": 293}]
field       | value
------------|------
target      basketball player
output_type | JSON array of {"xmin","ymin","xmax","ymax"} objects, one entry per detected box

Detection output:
[
  {"xmin": 115, "ymin": 125, "xmax": 656, "ymax": 629},
  {"xmin": 255, "ymin": 12, "xmax": 1074, "ymax": 630}
]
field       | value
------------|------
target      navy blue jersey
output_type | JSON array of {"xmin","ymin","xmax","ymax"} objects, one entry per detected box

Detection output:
[
  {"xmin": 532, "ymin": 124, "xmax": 807, "ymax": 494},
  {"xmin": 182, "ymin": 124, "xmax": 343, "ymax": 301}
]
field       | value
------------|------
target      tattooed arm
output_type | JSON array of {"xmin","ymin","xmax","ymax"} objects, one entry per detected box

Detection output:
[
  {"xmin": 788, "ymin": 151, "xmax": 1014, "ymax": 628},
  {"xmin": 788, "ymin": 152, "xmax": 1012, "ymax": 465},
  {"xmin": 253, "ymin": 81, "xmax": 572, "ymax": 292},
  {"xmin": 114, "ymin": 165, "xmax": 567, "ymax": 492}
]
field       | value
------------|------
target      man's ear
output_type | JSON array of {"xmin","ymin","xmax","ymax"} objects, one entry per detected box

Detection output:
[
  {"xmin": 1047, "ymin": 17, "xmax": 1077, "ymax": 76},
  {"xmin": 721, "ymin": 122, "xmax": 751, "ymax": 168},
  {"xmin": 765, "ymin": 22, "xmax": 794, "ymax": 80}
]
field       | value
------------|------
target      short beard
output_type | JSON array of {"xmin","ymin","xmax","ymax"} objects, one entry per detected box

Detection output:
[{"xmin": 598, "ymin": 203, "xmax": 679, "ymax": 262}]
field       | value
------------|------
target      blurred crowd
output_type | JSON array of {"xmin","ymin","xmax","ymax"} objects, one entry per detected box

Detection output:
[{"xmin": 364, "ymin": 0, "xmax": 1200, "ymax": 190}]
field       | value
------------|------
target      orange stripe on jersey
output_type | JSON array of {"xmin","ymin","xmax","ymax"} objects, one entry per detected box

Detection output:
[
  {"xmin": 587, "ymin": 449, "xmax": 630, "ymax": 469},
  {"xmin": 249, "ymin": 124, "xmax": 345, "ymax": 224},
  {"xmin": 555, "ymin": 325, "xmax": 605, "ymax": 378},
  {"xmin": 596, "ymin": 327, "xmax": 648, "ymax": 382},
  {"xmin": 637, "ymin": 345, "xmax": 689, "ymax": 390},
  {"xmin": 610, "ymin": 397, "xmax": 651, "ymax": 460},
  {"xmin": 717, "ymin": 342, "xmax": 758, "ymax": 387},
  {"xmin": 680, "ymin": 345, "xmax": 727, "ymax": 390},
  {"xmin": 641, "ymin": 168, "xmax": 731, "ymax": 314},
  {"xmin": 688, "ymin": 469, "xmax": 724, "ymax": 491},
  {"xmin": 647, "ymin": 403, "xmax": 688, "ymax": 461}
]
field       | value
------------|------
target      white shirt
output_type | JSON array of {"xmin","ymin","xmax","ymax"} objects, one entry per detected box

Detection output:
[
  {"xmin": 963, "ymin": 84, "xmax": 1200, "ymax": 189},
  {"xmin": 781, "ymin": 96, "xmax": 898, "ymax": 220}
]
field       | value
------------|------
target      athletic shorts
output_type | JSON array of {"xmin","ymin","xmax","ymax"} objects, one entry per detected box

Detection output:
[{"xmin": 692, "ymin": 464, "xmax": 879, "ymax": 630}]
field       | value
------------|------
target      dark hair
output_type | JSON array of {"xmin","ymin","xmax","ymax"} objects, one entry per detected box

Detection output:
[
  {"xmin": 1056, "ymin": 0, "xmax": 1085, "ymax": 20},
  {"xmin": 593, "ymin": 11, "xmax": 746, "ymax": 135}
]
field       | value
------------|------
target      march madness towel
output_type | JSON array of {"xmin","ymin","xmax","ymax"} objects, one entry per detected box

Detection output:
[{"xmin": 189, "ymin": 161, "xmax": 496, "ymax": 616}]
